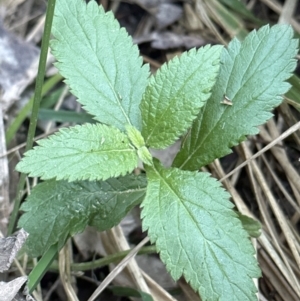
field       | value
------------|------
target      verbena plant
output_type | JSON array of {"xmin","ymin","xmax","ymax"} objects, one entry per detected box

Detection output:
[{"xmin": 16, "ymin": 0, "xmax": 298, "ymax": 300}]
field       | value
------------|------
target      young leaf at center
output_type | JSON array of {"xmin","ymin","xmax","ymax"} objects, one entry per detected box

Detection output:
[
  {"xmin": 140, "ymin": 45, "xmax": 223, "ymax": 149},
  {"xmin": 16, "ymin": 124, "xmax": 138, "ymax": 181},
  {"xmin": 142, "ymin": 161, "xmax": 260, "ymax": 301}
]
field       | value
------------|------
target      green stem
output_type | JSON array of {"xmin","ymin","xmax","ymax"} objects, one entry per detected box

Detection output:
[
  {"xmin": 8, "ymin": 0, "xmax": 57, "ymax": 235},
  {"xmin": 61, "ymin": 245, "xmax": 156, "ymax": 272},
  {"xmin": 27, "ymin": 244, "xmax": 156, "ymax": 293},
  {"xmin": 28, "ymin": 244, "xmax": 59, "ymax": 294}
]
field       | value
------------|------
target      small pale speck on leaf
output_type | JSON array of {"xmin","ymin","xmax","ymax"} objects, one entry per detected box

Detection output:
[{"xmin": 220, "ymin": 95, "xmax": 233, "ymax": 106}]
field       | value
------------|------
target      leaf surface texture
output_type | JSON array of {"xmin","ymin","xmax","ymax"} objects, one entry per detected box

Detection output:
[
  {"xmin": 51, "ymin": 0, "xmax": 149, "ymax": 130},
  {"xmin": 140, "ymin": 45, "xmax": 222, "ymax": 149},
  {"xmin": 16, "ymin": 124, "xmax": 138, "ymax": 181},
  {"xmin": 19, "ymin": 175, "xmax": 147, "ymax": 257},
  {"xmin": 142, "ymin": 161, "xmax": 260, "ymax": 301},
  {"xmin": 174, "ymin": 25, "xmax": 298, "ymax": 169}
]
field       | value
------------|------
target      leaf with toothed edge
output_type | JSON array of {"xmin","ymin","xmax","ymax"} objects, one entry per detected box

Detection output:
[
  {"xmin": 173, "ymin": 24, "xmax": 298, "ymax": 170},
  {"xmin": 16, "ymin": 124, "xmax": 138, "ymax": 181},
  {"xmin": 140, "ymin": 45, "xmax": 223, "ymax": 149},
  {"xmin": 18, "ymin": 174, "xmax": 147, "ymax": 257},
  {"xmin": 142, "ymin": 160, "xmax": 261, "ymax": 301},
  {"xmin": 51, "ymin": 0, "xmax": 149, "ymax": 131}
]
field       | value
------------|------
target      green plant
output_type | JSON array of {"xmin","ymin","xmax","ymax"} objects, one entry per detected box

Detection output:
[{"xmin": 15, "ymin": 0, "xmax": 298, "ymax": 300}]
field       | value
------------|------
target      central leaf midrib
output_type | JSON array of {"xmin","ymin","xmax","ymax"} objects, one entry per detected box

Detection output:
[
  {"xmin": 65, "ymin": 5, "xmax": 132, "ymax": 126},
  {"xmin": 153, "ymin": 167, "xmax": 206, "ymax": 237},
  {"xmin": 179, "ymin": 31, "xmax": 288, "ymax": 170}
]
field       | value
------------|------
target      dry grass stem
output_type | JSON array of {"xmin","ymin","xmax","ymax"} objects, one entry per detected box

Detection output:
[
  {"xmin": 220, "ymin": 121, "xmax": 300, "ymax": 182},
  {"xmin": 259, "ymin": 0, "xmax": 300, "ymax": 32},
  {"xmin": 242, "ymin": 143, "xmax": 300, "ymax": 296},
  {"xmin": 59, "ymin": 240, "xmax": 79, "ymax": 301},
  {"xmin": 87, "ymin": 236, "xmax": 150, "ymax": 301}
]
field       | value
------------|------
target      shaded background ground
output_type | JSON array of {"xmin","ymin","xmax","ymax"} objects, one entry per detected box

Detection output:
[{"xmin": 0, "ymin": 0, "xmax": 300, "ymax": 300}]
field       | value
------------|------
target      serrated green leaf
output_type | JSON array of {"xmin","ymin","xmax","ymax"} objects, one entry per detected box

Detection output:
[
  {"xmin": 18, "ymin": 175, "xmax": 147, "ymax": 257},
  {"xmin": 173, "ymin": 24, "xmax": 298, "ymax": 170},
  {"xmin": 51, "ymin": 0, "xmax": 149, "ymax": 131},
  {"xmin": 142, "ymin": 161, "xmax": 260, "ymax": 301},
  {"xmin": 140, "ymin": 45, "xmax": 223, "ymax": 149},
  {"xmin": 16, "ymin": 124, "xmax": 138, "ymax": 181}
]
